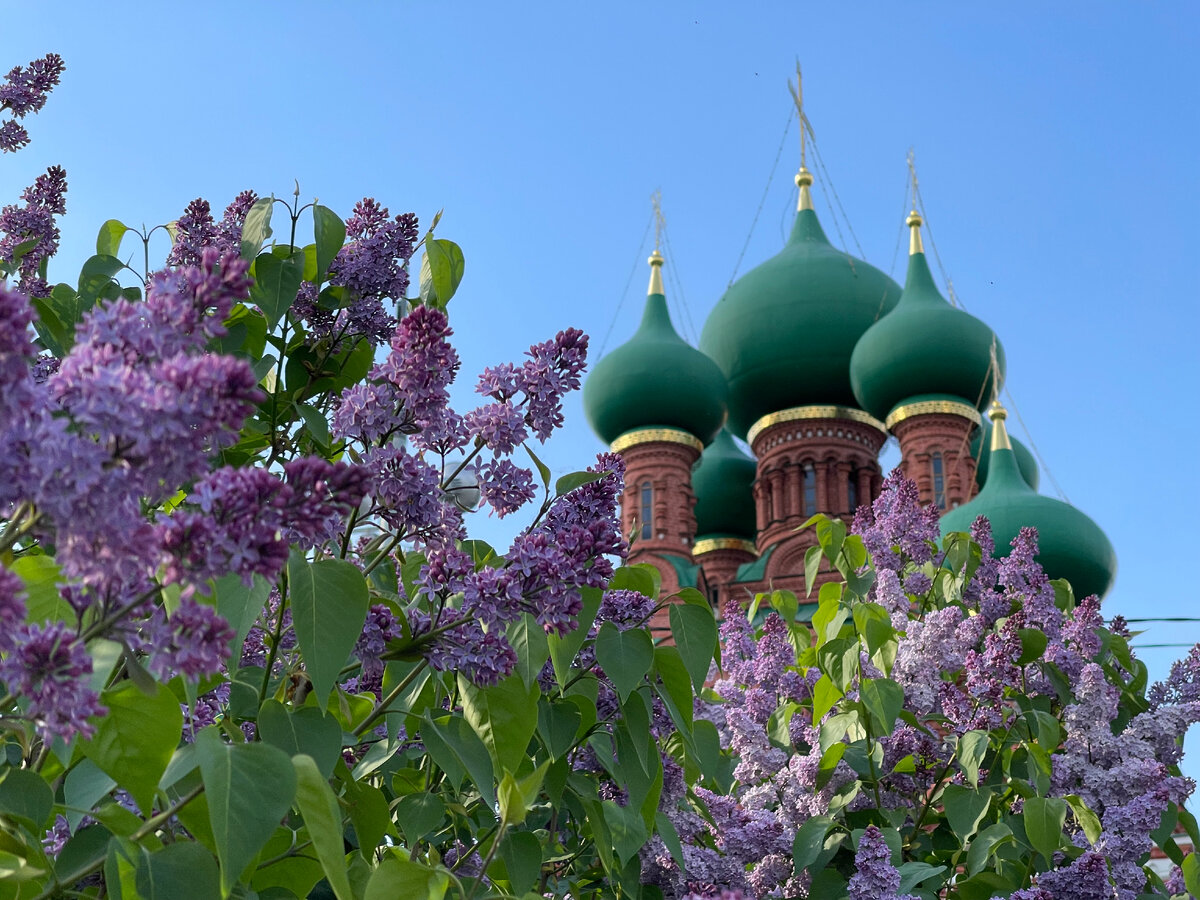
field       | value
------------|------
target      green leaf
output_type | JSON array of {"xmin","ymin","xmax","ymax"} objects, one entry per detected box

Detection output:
[
  {"xmin": 510, "ymin": 613, "xmax": 551, "ymax": 689},
  {"xmin": 941, "ymin": 784, "xmax": 991, "ymax": 846},
  {"xmin": 537, "ymin": 700, "xmax": 582, "ymax": 759},
  {"xmin": 792, "ymin": 815, "xmax": 835, "ymax": 872},
  {"xmin": 196, "ymin": 728, "xmax": 297, "ymax": 897},
  {"xmin": 804, "ymin": 545, "xmax": 823, "ymax": 597},
  {"xmin": 294, "ymin": 402, "xmax": 330, "ymax": 449},
  {"xmin": 1017, "ymin": 628, "xmax": 1049, "ymax": 666},
  {"xmin": 669, "ymin": 603, "xmax": 717, "ymax": 690},
  {"xmin": 896, "ymin": 861, "xmax": 947, "ymax": 895},
  {"xmin": 1023, "ymin": 796, "xmax": 1067, "ymax": 864},
  {"xmin": 81, "ymin": 681, "xmax": 183, "ymax": 814},
  {"xmin": 292, "ymin": 755, "xmax": 352, "ymax": 900},
  {"xmin": 135, "ymin": 842, "xmax": 220, "ymax": 900},
  {"xmin": 609, "ymin": 564, "xmax": 660, "ymax": 599},
  {"xmin": 602, "ymin": 799, "xmax": 648, "ymax": 864},
  {"xmin": 811, "ymin": 674, "xmax": 842, "ymax": 724},
  {"xmin": 965, "ymin": 822, "xmax": 1014, "ymax": 876},
  {"xmin": 859, "ymin": 677, "xmax": 904, "ymax": 736},
  {"xmin": 258, "ymin": 702, "xmax": 342, "ymax": 778},
  {"xmin": 1184, "ymin": 850, "xmax": 1200, "ymax": 899},
  {"xmin": 64, "ymin": 758, "xmax": 117, "ymax": 830},
  {"xmin": 10, "ymin": 554, "xmax": 74, "ymax": 626},
  {"xmin": 212, "ymin": 573, "xmax": 272, "ymax": 668},
  {"xmin": 594, "ymin": 622, "xmax": 654, "ymax": 701},
  {"xmin": 96, "ymin": 219, "xmax": 130, "ymax": 257},
  {"xmin": 655, "ymin": 811, "xmax": 685, "ymax": 868},
  {"xmin": 288, "ymin": 556, "xmax": 370, "ymax": 705},
  {"xmin": 240, "ymin": 197, "xmax": 274, "ymax": 260},
  {"xmin": 957, "ymin": 730, "xmax": 990, "ymax": 788},
  {"xmin": 547, "ymin": 587, "xmax": 602, "ymax": 689},
  {"xmin": 394, "ymin": 794, "xmax": 445, "ymax": 845},
  {"xmin": 364, "ymin": 853, "xmax": 449, "ymax": 900},
  {"xmin": 420, "ymin": 712, "xmax": 496, "ymax": 808},
  {"xmin": 458, "ymin": 672, "xmax": 539, "ymax": 775},
  {"xmin": 653, "ymin": 646, "xmax": 694, "ymax": 729},
  {"xmin": 524, "ymin": 444, "xmax": 552, "ymax": 489},
  {"xmin": 312, "ymin": 205, "xmax": 346, "ymax": 281},
  {"xmin": 419, "ymin": 238, "xmax": 465, "ymax": 308},
  {"xmin": 499, "ymin": 831, "xmax": 542, "ymax": 895},
  {"xmin": 554, "ymin": 470, "xmax": 608, "ymax": 497},
  {"xmin": 0, "ymin": 767, "xmax": 52, "ymax": 830},
  {"xmin": 76, "ymin": 254, "xmax": 124, "ymax": 308},
  {"xmin": 347, "ymin": 780, "xmax": 395, "ymax": 856},
  {"xmin": 250, "ymin": 250, "xmax": 305, "ymax": 330}
]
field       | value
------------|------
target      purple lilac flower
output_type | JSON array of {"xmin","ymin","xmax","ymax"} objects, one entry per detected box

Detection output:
[
  {"xmin": 461, "ymin": 567, "xmax": 523, "ymax": 628},
  {"xmin": 166, "ymin": 199, "xmax": 219, "ymax": 267},
  {"xmin": 280, "ymin": 457, "xmax": 369, "ymax": 548},
  {"xmin": 371, "ymin": 304, "xmax": 460, "ymax": 435},
  {"xmin": 0, "ymin": 54, "xmax": 64, "ymax": 154},
  {"xmin": 852, "ymin": 469, "xmax": 939, "ymax": 572},
  {"xmin": 1150, "ymin": 644, "xmax": 1200, "ymax": 709},
  {"xmin": 998, "ymin": 527, "xmax": 1061, "ymax": 641},
  {"xmin": 477, "ymin": 458, "xmax": 536, "ymax": 517},
  {"xmin": 355, "ymin": 604, "xmax": 402, "ymax": 683},
  {"xmin": 0, "ymin": 622, "xmax": 104, "ymax": 742},
  {"xmin": 517, "ymin": 328, "xmax": 588, "ymax": 441},
  {"xmin": 464, "ymin": 401, "xmax": 527, "ymax": 454},
  {"xmin": 365, "ymin": 445, "xmax": 445, "ymax": 534},
  {"xmin": 597, "ymin": 588, "xmax": 655, "ymax": 630},
  {"xmin": 1036, "ymin": 850, "xmax": 1115, "ymax": 900},
  {"xmin": 422, "ymin": 616, "xmax": 517, "ymax": 686},
  {"xmin": 0, "ymin": 567, "xmax": 27, "ymax": 641},
  {"xmin": 892, "ymin": 605, "xmax": 965, "ymax": 714},
  {"xmin": 848, "ymin": 826, "xmax": 917, "ymax": 900},
  {"xmin": 0, "ymin": 165, "xmax": 67, "ymax": 296},
  {"xmin": 216, "ymin": 190, "xmax": 258, "ymax": 248},
  {"xmin": 328, "ymin": 200, "xmax": 418, "ymax": 301},
  {"xmin": 142, "ymin": 597, "xmax": 235, "ymax": 680}
]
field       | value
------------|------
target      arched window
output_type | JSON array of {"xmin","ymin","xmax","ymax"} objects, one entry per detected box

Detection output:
[
  {"xmin": 640, "ymin": 481, "xmax": 653, "ymax": 539},
  {"xmin": 931, "ymin": 453, "xmax": 946, "ymax": 510},
  {"xmin": 847, "ymin": 469, "xmax": 858, "ymax": 513},
  {"xmin": 803, "ymin": 464, "xmax": 817, "ymax": 514}
]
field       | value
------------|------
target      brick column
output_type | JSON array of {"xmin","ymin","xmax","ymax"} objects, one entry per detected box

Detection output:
[{"xmin": 885, "ymin": 400, "xmax": 981, "ymax": 512}]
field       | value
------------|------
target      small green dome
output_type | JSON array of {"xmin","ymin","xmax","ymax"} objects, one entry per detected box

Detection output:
[
  {"xmin": 941, "ymin": 410, "xmax": 1116, "ymax": 599},
  {"xmin": 971, "ymin": 419, "xmax": 1039, "ymax": 490},
  {"xmin": 849, "ymin": 217, "xmax": 1005, "ymax": 422},
  {"xmin": 692, "ymin": 429, "xmax": 758, "ymax": 541},
  {"xmin": 584, "ymin": 256, "xmax": 729, "ymax": 446},
  {"xmin": 699, "ymin": 179, "xmax": 901, "ymax": 440}
]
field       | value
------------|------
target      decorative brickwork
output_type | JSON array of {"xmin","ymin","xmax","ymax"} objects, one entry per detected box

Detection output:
[{"xmin": 890, "ymin": 412, "xmax": 979, "ymax": 512}]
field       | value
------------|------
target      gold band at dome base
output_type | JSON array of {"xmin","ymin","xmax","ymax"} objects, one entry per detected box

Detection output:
[
  {"xmin": 884, "ymin": 399, "xmax": 982, "ymax": 431},
  {"xmin": 692, "ymin": 537, "xmax": 759, "ymax": 557},
  {"xmin": 747, "ymin": 405, "xmax": 886, "ymax": 446},
  {"xmin": 610, "ymin": 428, "xmax": 704, "ymax": 455}
]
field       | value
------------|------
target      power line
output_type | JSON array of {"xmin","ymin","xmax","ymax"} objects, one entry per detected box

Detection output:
[
  {"xmin": 596, "ymin": 211, "xmax": 654, "ymax": 357},
  {"xmin": 727, "ymin": 109, "xmax": 794, "ymax": 288}
]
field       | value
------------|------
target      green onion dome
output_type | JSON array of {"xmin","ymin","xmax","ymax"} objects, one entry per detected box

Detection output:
[
  {"xmin": 849, "ymin": 210, "xmax": 1005, "ymax": 422},
  {"xmin": 940, "ymin": 404, "xmax": 1116, "ymax": 599},
  {"xmin": 698, "ymin": 168, "xmax": 901, "ymax": 440},
  {"xmin": 972, "ymin": 418, "xmax": 1039, "ymax": 490},
  {"xmin": 692, "ymin": 428, "xmax": 758, "ymax": 541},
  {"xmin": 584, "ymin": 251, "xmax": 729, "ymax": 447}
]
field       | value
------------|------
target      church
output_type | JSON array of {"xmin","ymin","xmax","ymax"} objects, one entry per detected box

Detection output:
[{"xmin": 581, "ymin": 89, "xmax": 1117, "ymax": 624}]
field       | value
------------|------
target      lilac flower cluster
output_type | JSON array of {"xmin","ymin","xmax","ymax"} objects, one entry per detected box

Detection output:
[
  {"xmin": 329, "ymin": 199, "xmax": 418, "ymax": 302},
  {"xmin": 0, "ymin": 53, "xmax": 64, "ymax": 153},
  {"xmin": 166, "ymin": 191, "xmax": 258, "ymax": 267},
  {"xmin": 139, "ymin": 596, "xmax": 237, "ymax": 681},
  {"xmin": 848, "ymin": 827, "xmax": 917, "ymax": 900},
  {"xmin": 0, "ymin": 165, "xmax": 67, "ymax": 296},
  {"xmin": 851, "ymin": 468, "xmax": 940, "ymax": 573},
  {"xmin": 0, "ymin": 620, "xmax": 103, "ymax": 742}
]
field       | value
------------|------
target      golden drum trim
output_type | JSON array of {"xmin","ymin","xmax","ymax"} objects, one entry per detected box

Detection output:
[
  {"xmin": 692, "ymin": 537, "xmax": 759, "ymax": 557},
  {"xmin": 747, "ymin": 405, "xmax": 886, "ymax": 446},
  {"xmin": 610, "ymin": 428, "xmax": 703, "ymax": 455},
  {"xmin": 884, "ymin": 399, "xmax": 982, "ymax": 431}
]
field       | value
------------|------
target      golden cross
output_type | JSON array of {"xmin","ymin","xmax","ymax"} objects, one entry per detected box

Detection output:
[
  {"xmin": 906, "ymin": 147, "xmax": 920, "ymax": 212},
  {"xmin": 787, "ymin": 62, "xmax": 811, "ymax": 168},
  {"xmin": 651, "ymin": 189, "xmax": 665, "ymax": 252}
]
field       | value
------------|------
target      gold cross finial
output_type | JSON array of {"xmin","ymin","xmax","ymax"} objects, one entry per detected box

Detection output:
[
  {"xmin": 648, "ymin": 191, "xmax": 666, "ymax": 295},
  {"xmin": 651, "ymin": 189, "xmax": 665, "ymax": 253},
  {"xmin": 789, "ymin": 63, "xmax": 815, "ymax": 210}
]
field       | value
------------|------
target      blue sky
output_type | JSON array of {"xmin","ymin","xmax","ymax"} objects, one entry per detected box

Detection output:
[{"xmin": 9, "ymin": 3, "xmax": 1200, "ymax": 762}]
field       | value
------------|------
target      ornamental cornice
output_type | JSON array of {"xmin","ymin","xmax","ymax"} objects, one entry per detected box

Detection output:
[
  {"xmin": 884, "ymin": 399, "xmax": 982, "ymax": 431},
  {"xmin": 611, "ymin": 428, "xmax": 704, "ymax": 455},
  {"xmin": 692, "ymin": 537, "xmax": 759, "ymax": 557},
  {"xmin": 747, "ymin": 405, "xmax": 886, "ymax": 447}
]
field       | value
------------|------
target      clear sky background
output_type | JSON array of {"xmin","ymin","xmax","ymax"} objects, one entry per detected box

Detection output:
[{"xmin": 8, "ymin": 3, "xmax": 1200, "ymax": 770}]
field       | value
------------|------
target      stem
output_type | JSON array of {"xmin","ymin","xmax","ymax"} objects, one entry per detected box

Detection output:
[
  {"xmin": 462, "ymin": 822, "xmax": 506, "ymax": 900},
  {"xmin": 339, "ymin": 505, "xmax": 360, "ymax": 559},
  {"xmin": 35, "ymin": 783, "xmax": 204, "ymax": 900},
  {"xmin": 259, "ymin": 577, "xmax": 290, "ymax": 705},
  {"xmin": 80, "ymin": 585, "xmax": 161, "ymax": 642},
  {"xmin": 0, "ymin": 501, "xmax": 37, "ymax": 553},
  {"xmin": 353, "ymin": 659, "xmax": 428, "ymax": 737},
  {"xmin": 362, "ymin": 532, "xmax": 403, "ymax": 578}
]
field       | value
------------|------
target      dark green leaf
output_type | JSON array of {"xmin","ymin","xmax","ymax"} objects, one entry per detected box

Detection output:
[
  {"xmin": 96, "ymin": 219, "xmax": 130, "ymax": 258},
  {"xmin": 804, "ymin": 545, "xmax": 823, "ymax": 598},
  {"xmin": 294, "ymin": 402, "xmax": 330, "ymax": 449},
  {"xmin": 347, "ymin": 781, "xmax": 395, "ymax": 856},
  {"xmin": 859, "ymin": 677, "xmax": 904, "ymax": 736},
  {"xmin": 212, "ymin": 573, "xmax": 271, "ymax": 668},
  {"xmin": 811, "ymin": 674, "xmax": 842, "ymax": 724},
  {"xmin": 896, "ymin": 861, "xmax": 947, "ymax": 895},
  {"xmin": 80, "ymin": 681, "xmax": 183, "ymax": 814},
  {"xmin": 251, "ymin": 250, "xmax": 305, "ymax": 330},
  {"xmin": 594, "ymin": 622, "xmax": 654, "ymax": 701},
  {"xmin": 792, "ymin": 815, "xmax": 835, "ymax": 872},
  {"xmin": 957, "ymin": 730, "xmax": 989, "ymax": 788},
  {"xmin": 956, "ymin": 870, "xmax": 1014, "ymax": 900},
  {"xmin": 669, "ymin": 603, "xmax": 717, "ymax": 691},
  {"xmin": 941, "ymin": 784, "xmax": 991, "ymax": 846},
  {"xmin": 241, "ymin": 197, "xmax": 274, "ymax": 260},
  {"xmin": 655, "ymin": 811, "xmax": 685, "ymax": 868},
  {"xmin": 602, "ymin": 799, "xmax": 648, "ymax": 864},
  {"xmin": 394, "ymin": 794, "xmax": 444, "ymax": 845},
  {"xmin": 288, "ymin": 556, "xmax": 370, "ymax": 705},
  {"xmin": 537, "ymin": 700, "xmax": 582, "ymax": 759},
  {"xmin": 0, "ymin": 767, "xmax": 52, "ymax": 829},
  {"xmin": 653, "ymin": 646, "xmax": 693, "ymax": 729},
  {"xmin": 293, "ymin": 754, "xmax": 353, "ymax": 900},
  {"xmin": 420, "ymin": 712, "xmax": 496, "ymax": 808},
  {"xmin": 364, "ymin": 853, "xmax": 449, "ymax": 900},
  {"xmin": 547, "ymin": 587, "xmax": 602, "ymax": 689},
  {"xmin": 1017, "ymin": 628, "xmax": 1049, "ymax": 666},
  {"xmin": 258, "ymin": 701, "xmax": 342, "ymax": 778},
  {"xmin": 499, "ymin": 831, "xmax": 542, "ymax": 895},
  {"xmin": 76, "ymin": 254, "xmax": 124, "ymax": 308},
  {"xmin": 524, "ymin": 445, "xmax": 552, "ymax": 489},
  {"xmin": 312, "ymin": 206, "xmax": 346, "ymax": 281},
  {"xmin": 608, "ymin": 564, "xmax": 659, "ymax": 599},
  {"xmin": 458, "ymin": 672, "xmax": 539, "ymax": 776},
  {"xmin": 966, "ymin": 822, "xmax": 1013, "ymax": 876},
  {"xmin": 554, "ymin": 470, "xmax": 608, "ymax": 497},
  {"xmin": 196, "ymin": 728, "xmax": 297, "ymax": 896},
  {"xmin": 1184, "ymin": 851, "xmax": 1200, "ymax": 898},
  {"xmin": 1023, "ymin": 796, "xmax": 1067, "ymax": 864},
  {"xmin": 135, "ymin": 842, "xmax": 220, "ymax": 900},
  {"xmin": 510, "ymin": 613, "xmax": 551, "ymax": 689},
  {"xmin": 63, "ymin": 758, "xmax": 116, "ymax": 830}
]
